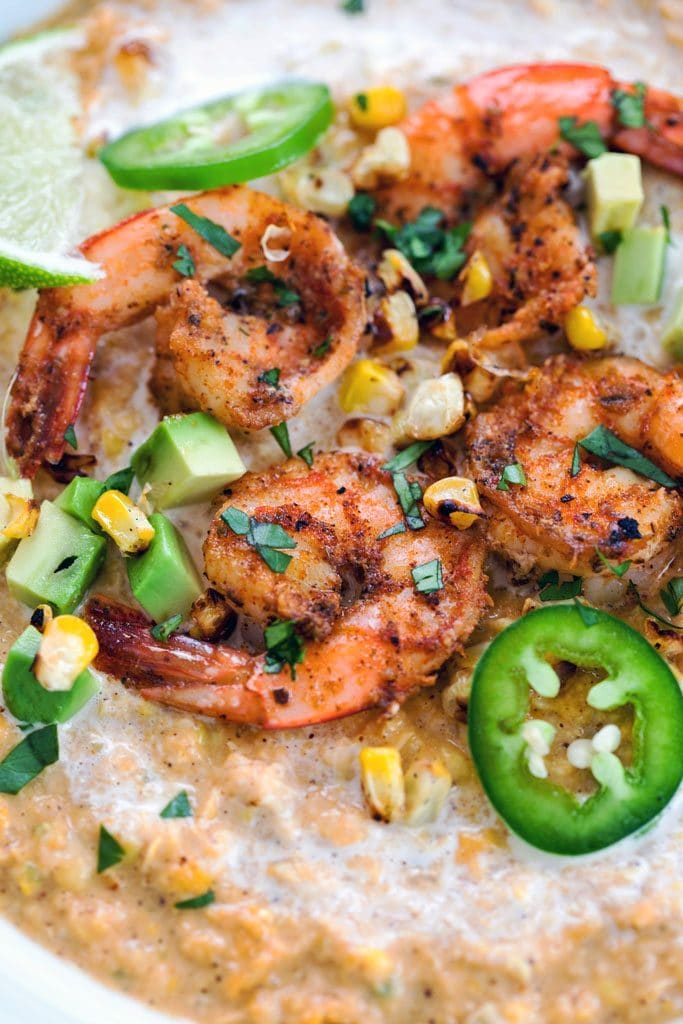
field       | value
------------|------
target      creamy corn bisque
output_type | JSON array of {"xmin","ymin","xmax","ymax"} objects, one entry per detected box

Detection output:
[{"xmin": 0, "ymin": 0, "xmax": 682, "ymax": 1022}]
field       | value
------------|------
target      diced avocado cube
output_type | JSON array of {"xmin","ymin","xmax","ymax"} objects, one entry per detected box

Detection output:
[
  {"xmin": 126, "ymin": 512, "xmax": 202, "ymax": 621},
  {"xmin": 611, "ymin": 226, "xmax": 667, "ymax": 306},
  {"xmin": 0, "ymin": 477, "xmax": 33, "ymax": 560},
  {"xmin": 55, "ymin": 477, "xmax": 106, "ymax": 530},
  {"xmin": 6, "ymin": 501, "xmax": 106, "ymax": 614},
  {"xmin": 585, "ymin": 153, "xmax": 644, "ymax": 241},
  {"xmin": 132, "ymin": 412, "xmax": 246, "ymax": 510},
  {"xmin": 2, "ymin": 625, "xmax": 98, "ymax": 724},
  {"xmin": 662, "ymin": 286, "xmax": 683, "ymax": 359}
]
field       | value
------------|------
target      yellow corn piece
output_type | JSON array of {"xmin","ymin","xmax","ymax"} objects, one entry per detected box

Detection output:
[
  {"xmin": 1, "ymin": 494, "xmax": 39, "ymax": 539},
  {"xmin": 92, "ymin": 489, "xmax": 155, "ymax": 555},
  {"xmin": 460, "ymin": 250, "xmax": 493, "ymax": 306},
  {"xmin": 34, "ymin": 614, "xmax": 99, "ymax": 692},
  {"xmin": 404, "ymin": 373, "xmax": 465, "ymax": 441},
  {"xmin": 338, "ymin": 359, "xmax": 404, "ymax": 415},
  {"xmin": 359, "ymin": 746, "xmax": 405, "ymax": 822},
  {"xmin": 349, "ymin": 86, "xmax": 407, "ymax": 130},
  {"xmin": 403, "ymin": 758, "xmax": 452, "ymax": 826},
  {"xmin": 374, "ymin": 291, "xmax": 419, "ymax": 354},
  {"xmin": 440, "ymin": 337, "xmax": 468, "ymax": 374},
  {"xmin": 377, "ymin": 248, "xmax": 428, "ymax": 305},
  {"xmin": 564, "ymin": 304, "xmax": 608, "ymax": 351},
  {"xmin": 423, "ymin": 476, "xmax": 482, "ymax": 529}
]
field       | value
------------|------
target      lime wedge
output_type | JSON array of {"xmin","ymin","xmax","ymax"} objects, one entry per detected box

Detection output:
[{"xmin": 0, "ymin": 28, "xmax": 102, "ymax": 289}]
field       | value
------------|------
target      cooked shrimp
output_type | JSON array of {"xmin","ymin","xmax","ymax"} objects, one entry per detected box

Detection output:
[
  {"xmin": 467, "ymin": 355, "xmax": 683, "ymax": 585},
  {"xmin": 6, "ymin": 186, "xmax": 365, "ymax": 476},
  {"xmin": 85, "ymin": 452, "xmax": 488, "ymax": 728},
  {"xmin": 379, "ymin": 63, "xmax": 683, "ymax": 219}
]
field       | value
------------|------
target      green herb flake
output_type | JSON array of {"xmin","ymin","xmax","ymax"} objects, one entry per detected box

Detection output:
[
  {"xmin": 595, "ymin": 547, "xmax": 632, "ymax": 578},
  {"xmin": 348, "ymin": 192, "xmax": 376, "ymax": 231},
  {"xmin": 497, "ymin": 462, "xmax": 527, "ymax": 491},
  {"xmin": 258, "ymin": 367, "xmax": 281, "ymax": 388},
  {"xmin": 270, "ymin": 421, "xmax": 292, "ymax": 458},
  {"xmin": 660, "ymin": 577, "xmax": 683, "ymax": 619},
  {"xmin": 558, "ymin": 116, "xmax": 607, "ymax": 158},
  {"xmin": 539, "ymin": 570, "xmax": 583, "ymax": 602},
  {"xmin": 63, "ymin": 425, "xmax": 78, "ymax": 451},
  {"xmin": 250, "ymin": 522, "xmax": 296, "ymax": 550},
  {"xmin": 573, "ymin": 598, "xmax": 600, "ymax": 627},
  {"xmin": 296, "ymin": 443, "xmax": 315, "ymax": 468},
  {"xmin": 312, "ymin": 335, "xmax": 332, "ymax": 358},
  {"xmin": 258, "ymin": 547, "xmax": 293, "ymax": 574},
  {"xmin": 611, "ymin": 81, "xmax": 647, "ymax": 129},
  {"xmin": 97, "ymin": 825, "xmax": 126, "ymax": 874},
  {"xmin": 175, "ymin": 889, "xmax": 215, "ymax": 910},
  {"xmin": 171, "ymin": 203, "xmax": 241, "ymax": 259},
  {"xmin": 264, "ymin": 619, "xmax": 305, "ymax": 678},
  {"xmin": 221, "ymin": 506, "xmax": 251, "ymax": 535},
  {"xmin": 173, "ymin": 243, "xmax": 195, "ymax": 277},
  {"xmin": 355, "ymin": 92, "xmax": 369, "ymax": 112},
  {"xmin": 377, "ymin": 521, "xmax": 407, "ymax": 540},
  {"xmin": 570, "ymin": 442, "xmax": 582, "ymax": 478},
  {"xmin": 375, "ymin": 208, "xmax": 471, "ymax": 280},
  {"xmin": 222, "ymin": 506, "xmax": 296, "ymax": 575},
  {"xmin": 598, "ymin": 229, "xmax": 623, "ymax": 254},
  {"xmin": 103, "ymin": 466, "xmax": 135, "ymax": 495},
  {"xmin": 0, "ymin": 724, "xmax": 58, "ymax": 795},
  {"xmin": 246, "ymin": 265, "xmax": 277, "ymax": 283},
  {"xmin": 392, "ymin": 472, "xmax": 424, "ymax": 530},
  {"xmin": 661, "ymin": 204, "xmax": 673, "ymax": 245},
  {"xmin": 274, "ymin": 281, "xmax": 301, "ymax": 307},
  {"xmin": 382, "ymin": 440, "xmax": 434, "ymax": 474},
  {"xmin": 629, "ymin": 580, "xmax": 683, "ymax": 631},
  {"xmin": 576, "ymin": 425, "xmax": 678, "ymax": 488},
  {"xmin": 411, "ymin": 558, "xmax": 444, "ymax": 595},
  {"xmin": 341, "ymin": 0, "xmax": 364, "ymax": 11},
  {"xmin": 160, "ymin": 790, "xmax": 192, "ymax": 819},
  {"xmin": 150, "ymin": 613, "xmax": 183, "ymax": 643}
]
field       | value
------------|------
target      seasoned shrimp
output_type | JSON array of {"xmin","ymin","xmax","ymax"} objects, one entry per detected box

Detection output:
[
  {"xmin": 6, "ymin": 186, "xmax": 365, "ymax": 476},
  {"xmin": 379, "ymin": 62, "xmax": 683, "ymax": 219},
  {"xmin": 85, "ymin": 452, "xmax": 488, "ymax": 728},
  {"xmin": 467, "ymin": 355, "xmax": 683, "ymax": 586}
]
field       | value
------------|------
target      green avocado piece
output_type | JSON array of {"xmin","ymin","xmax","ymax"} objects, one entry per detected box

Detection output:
[
  {"xmin": 6, "ymin": 501, "xmax": 107, "ymax": 614},
  {"xmin": 2, "ymin": 625, "xmax": 99, "ymax": 724},
  {"xmin": 611, "ymin": 226, "xmax": 667, "ymax": 306},
  {"xmin": 662, "ymin": 286, "xmax": 683, "ymax": 359},
  {"xmin": 131, "ymin": 412, "xmax": 246, "ymax": 510},
  {"xmin": 55, "ymin": 477, "xmax": 106, "ymax": 530},
  {"xmin": 0, "ymin": 476, "xmax": 33, "ymax": 560},
  {"xmin": 585, "ymin": 152, "xmax": 644, "ymax": 241},
  {"xmin": 126, "ymin": 512, "xmax": 202, "ymax": 621}
]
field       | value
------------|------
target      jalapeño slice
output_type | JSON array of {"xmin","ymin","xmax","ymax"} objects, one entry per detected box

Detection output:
[
  {"xmin": 468, "ymin": 606, "xmax": 683, "ymax": 856},
  {"xmin": 99, "ymin": 81, "xmax": 333, "ymax": 190}
]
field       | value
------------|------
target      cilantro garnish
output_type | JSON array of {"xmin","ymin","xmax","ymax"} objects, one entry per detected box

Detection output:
[
  {"xmin": 611, "ymin": 81, "xmax": 647, "ymax": 129},
  {"xmin": 246, "ymin": 265, "xmax": 277, "ymax": 283},
  {"xmin": 377, "ymin": 521, "xmax": 407, "ymax": 540},
  {"xmin": 274, "ymin": 282, "xmax": 300, "ymax": 307},
  {"xmin": 103, "ymin": 466, "xmax": 135, "ymax": 495},
  {"xmin": 558, "ymin": 116, "xmax": 607, "ymax": 158},
  {"xmin": 63, "ymin": 424, "xmax": 78, "ymax": 450},
  {"xmin": 150, "ymin": 613, "xmax": 183, "ymax": 643},
  {"xmin": 595, "ymin": 547, "xmax": 631, "ymax": 578},
  {"xmin": 382, "ymin": 440, "xmax": 434, "ymax": 474},
  {"xmin": 296, "ymin": 442, "xmax": 315, "ymax": 468},
  {"xmin": 573, "ymin": 599, "xmax": 599, "ymax": 627},
  {"xmin": 575, "ymin": 425, "xmax": 678, "ymax": 488},
  {"xmin": 171, "ymin": 203, "xmax": 241, "ymax": 258},
  {"xmin": 348, "ymin": 192, "xmax": 376, "ymax": 231},
  {"xmin": 312, "ymin": 335, "xmax": 332, "ymax": 358},
  {"xmin": 258, "ymin": 368, "xmax": 281, "ymax": 388},
  {"xmin": 660, "ymin": 577, "xmax": 683, "ymax": 618},
  {"xmin": 97, "ymin": 825, "xmax": 125, "ymax": 874},
  {"xmin": 221, "ymin": 506, "xmax": 296, "ymax": 575},
  {"xmin": 629, "ymin": 580, "xmax": 683, "ymax": 631},
  {"xmin": 539, "ymin": 570, "xmax": 583, "ymax": 602},
  {"xmin": 173, "ymin": 243, "xmax": 195, "ymax": 277},
  {"xmin": 341, "ymin": 0, "xmax": 364, "ymax": 13},
  {"xmin": 160, "ymin": 790, "xmax": 192, "ymax": 819},
  {"xmin": 270, "ymin": 421, "xmax": 292, "ymax": 457},
  {"xmin": 355, "ymin": 92, "xmax": 369, "ymax": 111},
  {"xmin": 375, "ymin": 208, "xmax": 471, "ymax": 280},
  {"xmin": 412, "ymin": 558, "xmax": 444, "ymax": 595},
  {"xmin": 570, "ymin": 443, "xmax": 582, "ymax": 478},
  {"xmin": 0, "ymin": 724, "xmax": 58, "ymax": 795},
  {"xmin": 598, "ymin": 230, "xmax": 622, "ymax": 254},
  {"xmin": 264, "ymin": 619, "xmax": 305, "ymax": 678},
  {"xmin": 392, "ymin": 472, "xmax": 424, "ymax": 530},
  {"xmin": 175, "ymin": 889, "xmax": 215, "ymax": 910},
  {"xmin": 497, "ymin": 462, "xmax": 527, "ymax": 491}
]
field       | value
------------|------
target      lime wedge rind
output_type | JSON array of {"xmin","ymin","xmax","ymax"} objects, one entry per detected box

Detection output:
[
  {"xmin": 0, "ymin": 27, "xmax": 85, "ymax": 71},
  {"xmin": 0, "ymin": 239, "xmax": 102, "ymax": 290}
]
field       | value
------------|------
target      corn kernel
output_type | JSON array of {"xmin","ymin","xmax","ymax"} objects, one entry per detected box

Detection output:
[
  {"xmin": 430, "ymin": 305, "xmax": 457, "ymax": 341},
  {"xmin": 338, "ymin": 359, "xmax": 404, "ymax": 415},
  {"xmin": 377, "ymin": 249, "xmax": 428, "ymax": 306},
  {"xmin": 440, "ymin": 338, "xmax": 468, "ymax": 373},
  {"xmin": 564, "ymin": 304, "xmax": 608, "ymax": 351},
  {"xmin": 374, "ymin": 290, "xmax": 419, "ymax": 353},
  {"xmin": 460, "ymin": 250, "xmax": 493, "ymax": 306},
  {"xmin": 463, "ymin": 365, "xmax": 498, "ymax": 403},
  {"xmin": 359, "ymin": 746, "xmax": 405, "ymax": 822},
  {"xmin": 403, "ymin": 758, "xmax": 452, "ymax": 826},
  {"xmin": 34, "ymin": 614, "xmax": 99, "ymax": 692},
  {"xmin": 423, "ymin": 476, "xmax": 482, "ymax": 529},
  {"xmin": 404, "ymin": 373, "xmax": 465, "ymax": 440},
  {"xmin": 349, "ymin": 87, "xmax": 407, "ymax": 130},
  {"xmin": 1, "ymin": 494, "xmax": 39, "ymax": 539},
  {"xmin": 92, "ymin": 489, "xmax": 155, "ymax": 555},
  {"xmin": 280, "ymin": 164, "xmax": 354, "ymax": 216},
  {"xmin": 351, "ymin": 127, "xmax": 410, "ymax": 189}
]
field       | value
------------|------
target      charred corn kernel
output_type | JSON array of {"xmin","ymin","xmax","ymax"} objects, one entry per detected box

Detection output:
[
  {"xmin": 377, "ymin": 248, "xmax": 428, "ymax": 305},
  {"xmin": 460, "ymin": 250, "xmax": 493, "ymax": 306},
  {"xmin": 463, "ymin": 365, "xmax": 498, "ymax": 403},
  {"xmin": 351, "ymin": 127, "xmax": 410, "ymax": 189},
  {"xmin": 423, "ymin": 476, "xmax": 482, "ymax": 529},
  {"xmin": 1, "ymin": 494, "xmax": 39, "ymax": 539},
  {"xmin": 338, "ymin": 359, "xmax": 404, "ymax": 415},
  {"xmin": 403, "ymin": 758, "xmax": 452, "ymax": 826},
  {"xmin": 564, "ymin": 304, "xmax": 608, "ymax": 351},
  {"xmin": 349, "ymin": 86, "xmax": 407, "ymax": 130},
  {"xmin": 404, "ymin": 373, "xmax": 465, "ymax": 441},
  {"xmin": 430, "ymin": 306, "xmax": 457, "ymax": 341},
  {"xmin": 281, "ymin": 164, "xmax": 354, "ymax": 216},
  {"xmin": 34, "ymin": 615, "xmax": 99, "ymax": 692},
  {"xmin": 359, "ymin": 746, "xmax": 405, "ymax": 822},
  {"xmin": 440, "ymin": 337, "xmax": 468, "ymax": 373},
  {"xmin": 92, "ymin": 489, "xmax": 155, "ymax": 555},
  {"xmin": 374, "ymin": 291, "xmax": 419, "ymax": 353},
  {"xmin": 31, "ymin": 604, "xmax": 53, "ymax": 633}
]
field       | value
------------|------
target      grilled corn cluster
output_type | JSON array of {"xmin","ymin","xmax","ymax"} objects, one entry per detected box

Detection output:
[
  {"xmin": 359, "ymin": 746, "xmax": 452, "ymax": 825},
  {"xmin": 564, "ymin": 304, "xmax": 608, "ymax": 351},
  {"xmin": 338, "ymin": 359, "xmax": 404, "ymax": 415},
  {"xmin": 349, "ymin": 86, "xmax": 407, "ymax": 130},
  {"xmin": 34, "ymin": 614, "xmax": 99, "ymax": 692},
  {"xmin": 92, "ymin": 489, "xmax": 155, "ymax": 555},
  {"xmin": 423, "ymin": 476, "xmax": 482, "ymax": 529}
]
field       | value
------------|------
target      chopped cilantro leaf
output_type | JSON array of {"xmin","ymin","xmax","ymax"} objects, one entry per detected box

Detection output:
[
  {"xmin": 377, "ymin": 521, "xmax": 407, "ymax": 540},
  {"xmin": 103, "ymin": 466, "xmax": 135, "ymax": 495},
  {"xmin": 171, "ymin": 203, "xmax": 241, "ymax": 258},
  {"xmin": 539, "ymin": 570, "xmax": 583, "ymax": 602},
  {"xmin": 258, "ymin": 367, "xmax": 281, "ymax": 387},
  {"xmin": 558, "ymin": 116, "xmax": 607, "ymax": 158},
  {"xmin": 629, "ymin": 580, "xmax": 683, "ymax": 631},
  {"xmin": 150, "ymin": 613, "xmax": 183, "ymax": 642},
  {"xmin": 221, "ymin": 506, "xmax": 251, "ymax": 535},
  {"xmin": 348, "ymin": 192, "xmax": 376, "ymax": 231},
  {"xmin": 274, "ymin": 281, "xmax": 300, "ymax": 307},
  {"xmin": 392, "ymin": 472, "xmax": 424, "ymax": 530},
  {"xmin": 598, "ymin": 230, "xmax": 623, "ymax": 254},
  {"xmin": 0, "ymin": 724, "xmax": 58, "ymax": 795},
  {"xmin": 312, "ymin": 335, "xmax": 332, "ymax": 358},
  {"xmin": 660, "ymin": 577, "xmax": 683, "ymax": 618},
  {"xmin": 576, "ymin": 425, "xmax": 678, "ymax": 488},
  {"xmin": 222, "ymin": 506, "xmax": 296, "ymax": 575},
  {"xmin": 175, "ymin": 889, "xmax": 215, "ymax": 910},
  {"xmin": 297, "ymin": 442, "xmax": 315, "ymax": 468},
  {"xmin": 63, "ymin": 424, "xmax": 78, "ymax": 450},
  {"xmin": 355, "ymin": 92, "xmax": 369, "ymax": 112},
  {"xmin": 160, "ymin": 790, "xmax": 192, "ymax": 819},
  {"xmin": 375, "ymin": 208, "xmax": 471, "ymax": 280},
  {"xmin": 497, "ymin": 462, "xmax": 526, "ymax": 491},
  {"xmin": 412, "ymin": 558, "xmax": 443, "ymax": 595},
  {"xmin": 264, "ymin": 619, "xmax": 305, "ymax": 678},
  {"xmin": 570, "ymin": 443, "xmax": 582, "ymax": 478},
  {"xmin": 341, "ymin": 0, "xmax": 364, "ymax": 11},
  {"xmin": 382, "ymin": 440, "xmax": 434, "ymax": 473},
  {"xmin": 250, "ymin": 522, "xmax": 296, "ymax": 550},
  {"xmin": 97, "ymin": 825, "xmax": 125, "ymax": 873},
  {"xmin": 595, "ymin": 547, "xmax": 631, "ymax": 578},
  {"xmin": 173, "ymin": 243, "xmax": 195, "ymax": 277},
  {"xmin": 270, "ymin": 421, "xmax": 292, "ymax": 457},
  {"xmin": 258, "ymin": 547, "xmax": 293, "ymax": 573},
  {"xmin": 246, "ymin": 265, "xmax": 277, "ymax": 283},
  {"xmin": 611, "ymin": 81, "xmax": 647, "ymax": 129}
]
